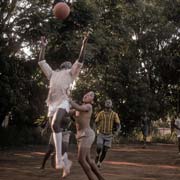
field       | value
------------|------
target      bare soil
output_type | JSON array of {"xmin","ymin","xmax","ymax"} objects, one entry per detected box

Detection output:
[{"xmin": 0, "ymin": 143, "xmax": 180, "ymax": 180}]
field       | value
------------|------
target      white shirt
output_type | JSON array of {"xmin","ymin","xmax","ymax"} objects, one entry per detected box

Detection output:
[
  {"xmin": 175, "ymin": 117, "xmax": 180, "ymax": 137},
  {"xmin": 38, "ymin": 60, "xmax": 83, "ymax": 107}
]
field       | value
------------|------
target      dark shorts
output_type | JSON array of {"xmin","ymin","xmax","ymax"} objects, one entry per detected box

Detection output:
[
  {"xmin": 49, "ymin": 131, "xmax": 71, "ymax": 145},
  {"xmin": 96, "ymin": 133, "xmax": 113, "ymax": 148}
]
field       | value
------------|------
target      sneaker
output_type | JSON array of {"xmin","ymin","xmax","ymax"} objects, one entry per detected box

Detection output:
[
  {"xmin": 62, "ymin": 160, "xmax": 72, "ymax": 178},
  {"xmin": 97, "ymin": 161, "xmax": 101, "ymax": 168}
]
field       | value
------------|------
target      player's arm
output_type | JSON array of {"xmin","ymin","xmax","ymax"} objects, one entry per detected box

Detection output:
[
  {"xmin": 70, "ymin": 32, "xmax": 89, "ymax": 78},
  {"xmin": 77, "ymin": 32, "xmax": 89, "ymax": 63},
  {"xmin": 39, "ymin": 36, "xmax": 47, "ymax": 62},
  {"xmin": 69, "ymin": 109, "xmax": 76, "ymax": 116},
  {"xmin": 38, "ymin": 36, "xmax": 53, "ymax": 80},
  {"xmin": 114, "ymin": 113, "xmax": 121, "ymax": 134},
  {"xmin": 69, "ymin": 100, "xmax": 91, "ymax": 112}
]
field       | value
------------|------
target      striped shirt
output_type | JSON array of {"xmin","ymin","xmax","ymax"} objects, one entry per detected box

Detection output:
[{"xmin": 95, "ymin": 110, "xmax": 120, "ymax": 134}]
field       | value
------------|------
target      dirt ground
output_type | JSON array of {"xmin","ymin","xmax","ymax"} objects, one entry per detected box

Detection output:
[{"xmin": 0, "ymin": 143, "xmax": 180, "ymax": 180}]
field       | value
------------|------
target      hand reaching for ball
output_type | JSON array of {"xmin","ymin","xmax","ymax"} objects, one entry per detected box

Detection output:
[
  {"xmin": 40, "ymin": 36, "xmax": 48, "ymax": 47},
  {"xmin": 83, "ymin": 32, "xmax": 90, "ymax": 45}
]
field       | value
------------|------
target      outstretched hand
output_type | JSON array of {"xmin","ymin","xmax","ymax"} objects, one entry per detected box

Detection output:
[
  {"xmin": 82, "ymin": 31, "xmax": 90, "ymax": 45},
  {"xmin": 40, "ymin": 36, "xmax": 48, "ymax": 47}
]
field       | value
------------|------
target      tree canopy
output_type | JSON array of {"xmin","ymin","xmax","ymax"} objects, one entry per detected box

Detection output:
[{"xmin": 0, "ymin": 0, "xmax": 179, "ymax": 136}]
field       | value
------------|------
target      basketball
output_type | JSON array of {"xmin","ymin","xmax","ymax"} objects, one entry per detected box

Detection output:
[{"xmin": 53, "ymin": 2, "xmax": 70, "ymax": 20}]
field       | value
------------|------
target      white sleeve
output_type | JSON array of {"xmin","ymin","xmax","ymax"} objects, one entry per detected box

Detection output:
[
  {"xmin": 70, "ymin": 60, "xmax": 83, "ymax": 79},
  {"xmin": 38, "ymin": 60, "xmax": 53, "ymax": 80}
]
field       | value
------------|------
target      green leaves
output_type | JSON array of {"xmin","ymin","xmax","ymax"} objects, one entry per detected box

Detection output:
[{"xmin": 0, "ymin": 0, "xmax": 179, "ymax": 136}]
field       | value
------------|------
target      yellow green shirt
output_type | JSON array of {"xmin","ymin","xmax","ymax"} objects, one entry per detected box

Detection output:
[{"xmin": 95, "ymin": 110, "xmax": 120, "ymax": 134}]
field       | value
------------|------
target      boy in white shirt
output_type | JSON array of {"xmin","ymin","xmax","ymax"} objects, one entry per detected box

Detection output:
[{"xmin": 38, "ymin": 33, "xmax": 89, "ymax": 173}]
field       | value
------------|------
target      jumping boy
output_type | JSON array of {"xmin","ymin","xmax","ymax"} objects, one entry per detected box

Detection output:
[
  {"xmin": 38, "ymin": 33, "xmax": 89, "ymax": 170},
  {"xmin": 40, "ymin": 115, "xmax": 72, "ymax": 178},
  {"xmin": 70, "ymin": 91, "xmax": 105, "ymax": 180}
]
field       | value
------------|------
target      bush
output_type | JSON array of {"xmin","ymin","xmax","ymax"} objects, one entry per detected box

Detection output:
[{"xmin": 152, "ymin": 133, "xmax": 177, "ymax": 144}]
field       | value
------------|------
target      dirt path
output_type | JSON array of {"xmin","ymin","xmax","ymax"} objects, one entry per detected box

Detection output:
[{"xmin": 0, "ymin": 144, "xmax": 180, "ymax": 180}]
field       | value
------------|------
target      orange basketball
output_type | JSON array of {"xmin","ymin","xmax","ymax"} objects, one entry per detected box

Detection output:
[{"xmin": 53, "ymin": 2, "xmax": 70, "ymax": 20}]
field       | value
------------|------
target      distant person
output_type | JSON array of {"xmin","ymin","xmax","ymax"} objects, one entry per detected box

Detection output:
[
  {"xmin": 95, "ymin": 99, "xmax": 120, "ymax": 168},
  {"xmin": 174, "ymin": 113, "xmax": 180, "ymax": 155},
  {"xmin": 141, "ymin": 112, "xmax": 149, "ymax": 148},
  {"xmin": 70, "ymin": 91, "xmax": 105, "ymax": 180}
]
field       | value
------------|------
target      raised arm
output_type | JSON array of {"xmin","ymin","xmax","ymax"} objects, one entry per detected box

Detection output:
[
  {"xmin": 77, "ymin": 32, "xmax": 89, "ymax": 63},
  {"xmin": 69, "ymin": 99, "xmax": 91, "ymax": 112},
  {"xmin": 113, "ymin": 113, "xmax": 121, "ymax": 135},
  {"xmin": 70, "ymin": 32, "xmax": 90, "ymax": 78},
  {"xmin": 39, "ymin": 36, "xmax": 47, "ymax": 62},
  {"xmin": 38, "ymin": 37, "xmax": 53, "ymax": 80}
]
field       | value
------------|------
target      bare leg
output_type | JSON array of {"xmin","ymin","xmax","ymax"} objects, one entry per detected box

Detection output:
[
  {"xmin": 40, "ymin": 144, "xmax": 54, "ymax": 169},
  {"xmin": 51, "ymin": 108, "xmax": 67, "ymax": 169},
  {"xmin": 62, "ymin": 141, "xmax": 72, "ymax": 178},
  {"xmin": 95, "ymin": 144, "xmax": 102, "ymax": 164},
  {"xmin": 51, "ymin": 153, "xmax": 56, "ymax": 168},
  {"xmin": 99, "ymin": 146, "xmax": 109, "ymax": 163},
  {"xmin": 86, "ymin": 149, "xmax": 105, "ymax": 180},
  {"xmin": 52, "ymin": 108, "xmax": 67, "ymax": 133},
  {"xmin": 62, "ymin": 141, "xmax": 69, "ymax": 155},
  {"xmin": 78, "ymin": 147, "xmax": 96, "ymax": 180}
]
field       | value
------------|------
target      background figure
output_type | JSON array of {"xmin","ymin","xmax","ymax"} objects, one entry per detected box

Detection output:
[
  {"xmin": 40, "ymin": 115, "xmax": 72, "ymax": 178},
  {"xmin": 174, "ymin": 113, "xmax": 180, "ymax": 155},
  {"xmin": 95, "ymin": 99, "xmax": 120, "ymax": 168},
  {"xmin": 141, "ymin": 112, "xmax": 149, "ymax": 148},
  {"xmin": 38, "ymin": 33, "xmax": 89, "ymax": 170}
]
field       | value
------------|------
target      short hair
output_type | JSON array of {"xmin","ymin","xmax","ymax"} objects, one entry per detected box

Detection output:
[{"xmin": 60, "ymin": 61, "xmax": 72, "ymax": 70}]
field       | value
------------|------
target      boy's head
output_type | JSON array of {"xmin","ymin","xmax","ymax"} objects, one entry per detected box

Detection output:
[
  {"xmin": 105, "ymin": 99, "xmax": 112, "ymax": 108},
  {"xmin": 83, "ymin": 91, "xmax": 95, "ymax": 104},
  {"xmin": 60, "ymin": 61, "xmax": 72, "ymax": 70}
]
